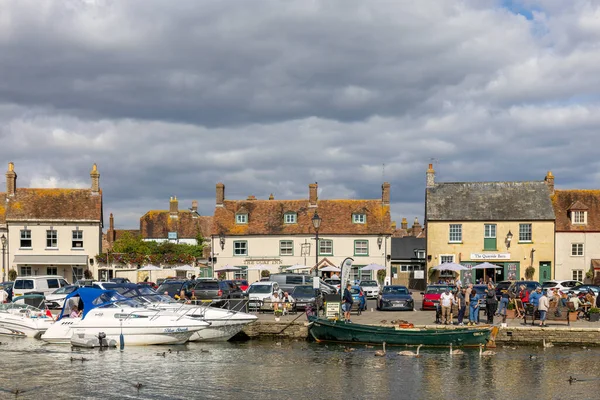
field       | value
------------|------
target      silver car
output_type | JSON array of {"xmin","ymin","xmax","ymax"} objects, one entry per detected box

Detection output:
[{"xmin": 359, "ymin": 280, "xmax": 380, "ymax": 299}]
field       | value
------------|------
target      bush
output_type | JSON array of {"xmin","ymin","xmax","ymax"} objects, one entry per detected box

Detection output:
[
  {"xmin": 507, "ymin": 302, "xmax": 516, "ymax": 310},
  {"xmin": 261, "ymin": 270, "xmax": 270, "ymax": 278},
  {"xmin": 8, "ymin": 269, "xmax": 17, "ymax": 281},
  {"xmin": 589, "ymin": 307, "xmax": 600, "ymax": 314},
  {"xmin": 525, "ymin": 266, "xmax": 535, "ymax": 280}
]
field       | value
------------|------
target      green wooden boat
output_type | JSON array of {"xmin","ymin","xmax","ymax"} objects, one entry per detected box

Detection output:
[{"xmin": 308, "ymin": 317, "xmax": 495, "ymax": 347}]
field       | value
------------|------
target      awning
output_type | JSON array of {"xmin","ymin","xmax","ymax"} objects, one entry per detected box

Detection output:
[
  {"xmin": 13, "ymin": 255, "xmax": 88, "ymax": 265},
  {"xmin": 592, "ymin": 259, "xmax": 600, "ymax": 270}
]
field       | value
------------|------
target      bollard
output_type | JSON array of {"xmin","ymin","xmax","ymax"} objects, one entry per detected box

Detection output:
[{"xmin": 371, "ymin": 308, "xmax": 374, "ymax": 312}]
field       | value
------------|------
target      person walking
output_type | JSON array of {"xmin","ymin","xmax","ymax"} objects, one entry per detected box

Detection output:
[
  {"xmin": 498, "ymin": 289, "xmax": 510, "ymax": 318},
  {"xmin": 468, "ymin": 289, "xmax": 480, "ymax": 325},
  {"xmin": 538, "ymin": 290, "xmax": 549, "ymax": 327},
  {"xmin": 485, "ymin": 283, "xmax": 498, "ymax": 324},
  {"xmin": 342, "ymin": 283, "xmax": 354, "ymax": 323},
  {"xmin": 456, "ymin": 287, "xmax": 466, "ymax": 326},
  {"xmin": 465, "ymin": 283, "xmax": 473, "ymax": 319},
  {"xmin": 440, "ymin": 288, "xmax": 454, "ymax": 325}
]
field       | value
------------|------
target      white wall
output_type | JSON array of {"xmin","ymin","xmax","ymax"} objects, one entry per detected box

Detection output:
[{"xmin": 555, "ymin": 232, "xmax": 600, "ymax": 281}]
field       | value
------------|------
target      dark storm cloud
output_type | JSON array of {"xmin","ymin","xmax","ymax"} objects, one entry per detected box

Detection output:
[{"xmin": 1, "ymin": 0, "xmax": 600, "ymax": 228}]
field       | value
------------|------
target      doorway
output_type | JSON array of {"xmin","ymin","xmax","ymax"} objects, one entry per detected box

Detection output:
[{"xmin": 539, "ymin": 262, "xmax": 551, "ymax": 283}]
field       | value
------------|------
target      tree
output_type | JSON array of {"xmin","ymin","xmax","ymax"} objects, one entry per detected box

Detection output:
[{"xmin": 8, "ymin": 269, "xmax": 17, "ymax": 281}]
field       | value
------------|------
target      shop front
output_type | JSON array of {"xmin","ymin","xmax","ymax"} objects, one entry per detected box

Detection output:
[{"xmin": 461, "ymin": 253, "xmax": 520, "ymax": 284}]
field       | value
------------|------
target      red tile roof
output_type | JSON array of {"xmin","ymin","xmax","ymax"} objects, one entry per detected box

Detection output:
[
  {"xmin": 212, "ymin": 199, "xmax": 391, "ymax": 236},
  {"xmin": 552, "ymin": 190, "xmax": 600, "ymax": 231},
  {"xmin": 140, "ymin": 210, "xmax": 212, "ymax": 239},
  {"xmin": 1, "ymin": 188, "xmax": 102, "ymax": 221}
]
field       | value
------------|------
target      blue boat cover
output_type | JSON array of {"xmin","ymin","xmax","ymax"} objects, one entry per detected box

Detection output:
[{"xmin": 60, "ymin": 287, "xmax": 122, "ymax": 319}]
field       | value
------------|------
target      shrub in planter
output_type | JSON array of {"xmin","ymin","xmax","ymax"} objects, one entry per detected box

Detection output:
[
  {"xmin": 589, "ymin": 307, "xmax": 600, "ymax": 322},
  {"xmin": 505, "ymin": 302, "xmax": 516, "ymax": 318}
]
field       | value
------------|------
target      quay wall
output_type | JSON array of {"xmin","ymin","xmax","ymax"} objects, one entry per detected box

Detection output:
[{"xmin": 242, "ymin": 321, "xmax": 600, "ymax": 345}]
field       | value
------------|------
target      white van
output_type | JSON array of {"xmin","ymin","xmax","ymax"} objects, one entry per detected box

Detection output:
[
  {"xmin": 12, "ymin": 275, "xmax": 70, "ymax": 297},
  {"xmin": 247, "ymin": 281, "xmax": 281, "ymax": 310}
]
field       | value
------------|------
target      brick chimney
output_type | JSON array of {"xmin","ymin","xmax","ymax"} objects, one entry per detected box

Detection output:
[
  {"xmin": 382, "ymin": 182, "xmax": 390, "ymax": 205},
  {"xmin": 247, "ymin": 195, "xmax": 256, "ymax": 201},
  {"xmin": 90, "ymin": 163, "xmax": 100, "ymax": 193},
  {"xmin": 216, "ymin": 183, "xmax": 225, "ymax": 207},
  {"xmin": 191, "ymin": 200, "xmax": 198, "ymax": 213},
  {"xmin": 6, "ymin": 162, "xmax": 16, "ymax": 197},
  {"xmin": 401, "ymin": 217, "xmax": 408, "ymax": 230},
  {"xmin": 269, "ymin": 193, "xmax": 274, "ymax": 200},
  {"xmin": 545, "ymin": 171, "xmax": 554, "ymax": 194},
  {"xmin": 426, "ymin": 163, "xmax": 435, "ymax": 189},
  {"xmin": 170, "ymin": 196, "xmax": 178, "ymax": 218},
  {"xmin": 412, "ymin": 217, "xmax": 422, "ymax": 237},
  {"xmin": 309, "ymin": 183, "xmax": 318, "ymax": 207},
  {"xmin": 108, "ymin": 213, "xmax": 115, "ymax": 244}
]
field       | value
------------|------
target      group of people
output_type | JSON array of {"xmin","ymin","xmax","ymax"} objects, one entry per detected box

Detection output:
[
  {"xmin": 269, "ymin": 291, "xmax": 295, "ymax": 314},
  {"xmin": 438, "ymin": 282, "xmax": 498, "ymax": 326}
]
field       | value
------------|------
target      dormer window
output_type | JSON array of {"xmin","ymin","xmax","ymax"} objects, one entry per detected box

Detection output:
[
  {"xmin": 236, "ymin": 213, "xmax": 248, "ymax": 224},
  {"xmin": 284, "ymin": 212, "xmax": 297, "ymax": 224},
  {"xmin": 572, "ymin": 211, "xmax": 587, "ymax": 225},
  {"xmin": 352, "ymin": 213, "xmax": 366, "ymax": 224}
]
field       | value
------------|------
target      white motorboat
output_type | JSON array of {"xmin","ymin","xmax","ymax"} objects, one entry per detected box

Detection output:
[
  {"xmin": 41, "ymin": 288, "xmax": 210, "ymax": 346},
  {"xmin": 104, "ymin": 283, "xmax": 257, "ymax": 341},
  {"xmin": 0, "ymin": 295, "xmax": 55, "ymax": 338}
]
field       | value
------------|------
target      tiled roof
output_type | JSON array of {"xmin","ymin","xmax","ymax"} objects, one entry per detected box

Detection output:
[
  {"xmin": 212, "ymin": 199, "xmax": 391, "ymax": 236},
  {"xmin": 141, "ymin": 210, "xmax": 212, "ymax": 239},
  {"xmin": 391, "ymin": 237, "xmax": 426, "ymax": 260},
  {"xmin": 553, "ymin": 190, "xmax": 600, "ymax": 231},
  {"xmin": 1, "ymin": 188, "xmax": 102, "ymax": 221},
  {"xmin": 426, "ymin": 181, "xmax": 555, "ymax": 221}
]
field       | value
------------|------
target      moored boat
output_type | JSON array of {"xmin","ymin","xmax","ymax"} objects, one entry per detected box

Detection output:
[
  {"xmin": 0, "ymin": 295, "xmax": 55, "ymax": 338},
  {"xmin": 308, "ymin": 316, "xmax": 495, "ymax": 347}
]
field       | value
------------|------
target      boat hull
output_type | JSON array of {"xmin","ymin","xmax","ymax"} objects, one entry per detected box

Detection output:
[
  {"xmin": 0, "ymin": 316, "xmax": 55, "ymax": 338},
  {"xmin": 308, "ymin": 317, "xmax": 491, "ymax": 347}
]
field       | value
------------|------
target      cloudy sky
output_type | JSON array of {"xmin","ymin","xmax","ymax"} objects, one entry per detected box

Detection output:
[{"xmin": 1, "ymin": 0, "xmax": 600, "ymax": 229}]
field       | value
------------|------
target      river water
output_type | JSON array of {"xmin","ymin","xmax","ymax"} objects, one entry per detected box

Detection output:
[{"xmin": 0, "ymin": 337, "xmax": 599, "ymax": 400}]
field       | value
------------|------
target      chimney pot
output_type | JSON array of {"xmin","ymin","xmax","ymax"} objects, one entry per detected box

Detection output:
[
  {"xmin": 545, "ymin": 171, "xmax": 555, "ymax": 194},
  {"xmin": 191, "ymin": 200, "xmax": 198, "ymax": 212},
  {"xmin": 382, "ymin": 182, "xmax": 390, "ymax": 205},
  {"xmin": 401, "ymin": 217, "xmax": 408, "ymax": 230},
  {"xmin": 170, "ymin": 196, "xmax": 179, "ymax": 216},
  {"xmin": 269, "ymin": 193, "xmax": 274, "ymax": 200},
  {"xmin": 426, "ymin": 163, "xmax": 435, "ymax": 188},
  {"xmin": 247, "ymin": 195, "xmax": 256, "ymax": 201},
  {"xmin": 90, "ymin": 163, "xmax": 100, "ymax": 193},
  {"xmin": 216, "ymin": 183, "xmax": 225, "ymax": 207},
  {"xmin": 412, "ymin": 217, "xmax": 423, "ymax": 237}
]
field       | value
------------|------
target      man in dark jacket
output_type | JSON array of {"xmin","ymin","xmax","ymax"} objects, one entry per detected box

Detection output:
[{"xmin": 342, "ymin": 283, "xmax": 354, "ymax": 323}]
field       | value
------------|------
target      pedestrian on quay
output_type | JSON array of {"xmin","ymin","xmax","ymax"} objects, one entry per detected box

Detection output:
[
  {"xmin": 468, "ymin": 289, "xmax": 480, "ymax": 325},
  {"xmin": 342, "ymin": 283, "xmax": 353, "ymax": 323},
  {"xmin": 518, "ymin": 285, "xmax": 529, "ymax": 305},
  {"xmin": 498, "ymin": 288, "xmax": 510, "ymax": 317},
  {"xmin": 440, "ymin": 288, "xmax": 454, "ymax": 325},
  {"xmin": 538, "ymin": 290, "xmax": 549, "ymax": 327},
  {"xmin": 529, "ymin": 287, "xmax": 542, "ymax": 308},
  {"xmin": 486, "ymin": 283, "xmax": 498, "ymax": 324},
  {"xmin": 465, "ymin": 283, "xmax": 473, "ymax": 318},
  {"xmin": 456, "ymin": 287, "xmax": 466, "ymax": 326}
]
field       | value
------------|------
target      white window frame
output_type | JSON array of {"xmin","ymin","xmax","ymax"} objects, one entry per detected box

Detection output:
[
  {"xmin": 572, "ymin": 211, "xmax": 587, "ymax": 225},
  {"xmin": 354, "ymin": 240, "xmax": 368, "ymax": 256},
  {"xmin": 352, "ymin": 213, "xmax": 366, "ymax": 224},
  {"xmin": 233, "ymin": 241, "xmax": 248, "ymax": 256},
  {"xmin": 284, "ymin": 213, "xmax": 297, "ymax": 224},
  {"xmin": 417, "ymin": 250, "xmax": 426, "ymax": 259},
  {"xmin": 46, "ymin": 229, "xmax": 58, "ymax": 248},
  {"xmin": 236, "ymin": 213, "xmax": 248, "ymax": 224},
  {"xmin": 572, "ymin": 270, "xmax": 584, "ymax": 281},
  {"xmin": 20, "ymin": 229, "xmax": 32, "ymax": 248},
  {"xmin": 571, "ymin": 243, "xmax": 584, "ymax": 256},
  {"xmin": 319, "ymin": 239, "xmax": 333, "ymax": 255},
  {"xmin": 484, "ymin": 224, "xmax": 496, "ymax": 238},
  {"xmin": 72, "ymin": 267, "xmax": 84, "ymax": 282},
  {"xmin": 519, "ymin": 223, "xmax": 532, "ymax": 242},
  {"xmin": 448, "ymin": 224, "xmax": 462, "ymax": 243},
  {"xmin": 72, "ymin": 230, "xmax": 84, "ymax": 249},
  {"xmin": 280, "ymin": 240, "xmax": 293, "ymax": 256},
  {"xmin": 440, "ymin": 254, "xmax": 455, "ymax": 264}
]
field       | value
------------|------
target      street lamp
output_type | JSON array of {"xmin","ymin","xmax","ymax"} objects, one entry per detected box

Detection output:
[
  {"xmin": 505, "ymin": 230, "xmax": 513, "ymax": 249},
  {"xmin": 377, "ymin": 235, "xmax": 383, "ymax": 250},
  {"xmin": 311, "ymin": 211, "xmax": 322, "ymax": 315},
  {"xmin": 1, "ymin": 234, "xmax": 6, "ymax": 282},
  {"xmin": 219, "ymin": 232, "xmax": 225, "ymax": 251}
]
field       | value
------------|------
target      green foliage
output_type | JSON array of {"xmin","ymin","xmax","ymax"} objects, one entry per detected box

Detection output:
[
  {"xmin": 589, "ymin": 307, "xmax": 600, "ymax": 314},
  {"xmin": 84, "ymin": 269, "xmax": 93, "ymax": 279},
  {"xmin": 218, "ymin": 272, "xmax": 226, "ymax": 280},
  {"xmin": 525, "ymin": 266, "xmax": 535, "ymax": 280},
  {"xmin": 261, "ymin": 270, "xmax": 271, "ymax": 278},
  {"xmin": 377, "ymin": 269, "xmax": 386, "ymax": 284},
  {"xmin": 97, "ymin": 231, "xmax": 206, "ymax": 266},
  {"xmin": 8, "ymin": 269, "xmax": 17, "ymax": 281},
  {"xmin": 507, "ymin": 302, "xmax": 516, "ymax": 310}
]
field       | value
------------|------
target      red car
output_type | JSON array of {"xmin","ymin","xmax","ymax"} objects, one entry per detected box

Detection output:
[
  {"xmin": 234, "ymin": 279, "xmax": 249, "ymax": 292},
  {"xmin": 420, "ymin": 284, "xmax": 456, "ymax": 310},
  {"xmin": 137, "ymin": 281, "xmax": 158, "ymax": 290}
]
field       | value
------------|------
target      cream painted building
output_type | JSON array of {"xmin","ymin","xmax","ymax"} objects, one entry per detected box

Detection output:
[
  {"xmin": 211, "ymin": 182, "xmax": 392, "ymax": 283},
  {"xmin": 1, "ymin": 162, "xmax": 103, "ymax": 283},
  {"xmin": 552, "ymin": 181, "xmax": 600, "ymax": 282},
  {"xmin": 425, "ymin": 165, "xmax": 556, "ymax": 283}
]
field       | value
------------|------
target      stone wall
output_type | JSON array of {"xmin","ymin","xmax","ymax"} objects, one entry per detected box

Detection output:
[
  {"xmin": 495, "ymin": 327, "xmax": 600, "ymax": 345},
  {"xmin": 242, "ymin": 321, "xmax": 309, "ymax": 340}
]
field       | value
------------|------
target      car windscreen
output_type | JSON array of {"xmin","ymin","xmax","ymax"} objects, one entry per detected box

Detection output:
[
  {"xmin": 14, "ymin": 280, "xmax": 34, "ymax": 290},
  {"xmin": 157, "ymin": 283, "xmax": 183, "ymax": 293},
  {"xmin": 292, "ymin": 286, "xmax": 314, "ymax": 296},
  {"xmin": 425, "ymin": 286, "xmax": 446, "ymax": 294},
  {"xmin": 361, "ymin": 281, "xmax": 378, "ymax": 286},
  {"xmin": 350, "ymin": 288, "xmax": 361, "ymax": 295},
  {"xmin": 249, "ymin": 285, "xmax": 272, "ymax": 294},
  {"xmin": 194, "ymin": 281, "xmax": 219, "ymax": 290},
  {"xmin": 542, "ymin": 281, "xmax": 558, "ymax": 288},
  {"xmin": 383, "ymin": 287, "xmax": 408, "ymax": 295}
]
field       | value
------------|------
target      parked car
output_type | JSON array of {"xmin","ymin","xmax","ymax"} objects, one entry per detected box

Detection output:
[
  {"xmin": 45, "ymin": 285, "xmax": 79, "ymax": 309},
  {"xmin": 350, "ymin": 285, "xmax": 367, "ymax": 311},
  {"xmin": 0, "ymin": 281, "xmax": 14, "ymax": 302},
  {"xmin": 565, "ymin": 284, "xmax": 600, "ymax": 297},
  {"xmin": 156, "ymin": 280, "xmax": 192, "ymax": 298},
  {"xmin": 420, "ymin": 284, "xmax": 456, "ymax": 310},
  {"xmin": 269, "ymin": 273, "xmax": 337, "ymax": 294},
  {"xmin": 234, "ymin": 279, "xmax": 249, "ymax": 292},
  {"xmin": 75, "ymin": 279, "xmax": 95, "ymax": 287},
  {"xmin": 359, "ymin": 280, "xmax": 380, "ymax": 298},
  {"xmin": 189, "ymin": 279, "xmax": 245, "ymax": 306},
  {"xmin": 291, "ymin": 285, "xmax": 324, "ymax": 310},
  {"xmin": 494, "ymin": 280, "xmax": 513, "ymax": 299},
  {"xmin": 13, "ymin": 275, "xmax": 70, "ymax": 297},
  {"xmin": 324, "ymin": 278, "xmax": 341, "ymax": 292},
  {"xmin": 110, "ymin": 277, "xmax": 131, "ymax": 284},
  {"xmin": 137, "ymin": 281, "xmax": 158, "ymax": 290},
  {"xmin": 507, "ymin": 280, "xmax": 541, "ymax": 297},
  {"xmin": 248, "ymin": 281, "xmax": 282, "ymax": 309},
  {"xmin": 542, "ymin": 280, "xmax": 583, "ymax": 294},
  {"xmin": 472, "ymin": 284, "xmax": 490, "ymax": 305},
  {"xmin": 377, "ymin": 285, "xmax": 414, "ymax": 311}
]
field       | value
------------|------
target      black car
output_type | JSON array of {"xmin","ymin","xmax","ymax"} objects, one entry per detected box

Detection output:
[
  {"xmin": 377, "ymin": 285, "xmax": 414, "ymax": 311},
  {"xmin": 157, "ymin": 280, "xmax": 192, "ymax": 298},
  {"xmin": 189, "ymin": 280, "xmax": 245, "ymax": 307},
  {"xmin": 290, "ymin": 285, "xmax": 324, "ymax": 310}
]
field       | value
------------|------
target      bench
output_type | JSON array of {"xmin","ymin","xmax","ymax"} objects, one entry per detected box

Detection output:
[
  {"xmin": 523, "ymin": 301, "xmax": 575, "ymax": 326},
  {"xmin": 257, "ymin": 299, "xmax": 298, "ymax": 315}
]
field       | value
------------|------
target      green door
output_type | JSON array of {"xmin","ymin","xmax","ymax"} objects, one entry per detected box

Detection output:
[{"xmin": 539, "ymin": 262, "xmax": 551, "ymax": 283}]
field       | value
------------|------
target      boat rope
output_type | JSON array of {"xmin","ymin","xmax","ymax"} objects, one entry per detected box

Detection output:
[{"xmin": 276, "ymin": 311, "xmax": 308, "ymax": 334}]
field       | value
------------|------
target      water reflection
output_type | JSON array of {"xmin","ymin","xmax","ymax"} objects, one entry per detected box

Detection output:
[{"xmin": 0, "ymin": 337, "xmax": 598, "ymax": 400}]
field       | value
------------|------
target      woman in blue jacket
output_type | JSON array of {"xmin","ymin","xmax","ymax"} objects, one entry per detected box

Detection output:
[{"xmin": 468, "ymin": 290, "xmax": 480, "ymax": 325}]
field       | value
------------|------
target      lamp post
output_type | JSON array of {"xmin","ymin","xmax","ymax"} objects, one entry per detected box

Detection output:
[
  {"xmin": 505, "ymin": 230, "xmax": 513, "ymax": 250},
  {"xmin": 311, "ymin": 211, "xmax": 322, "ymax": 315},
  {"xmin": 1, "ymin": 234, "xmax": 6, "ymax": 283}
]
